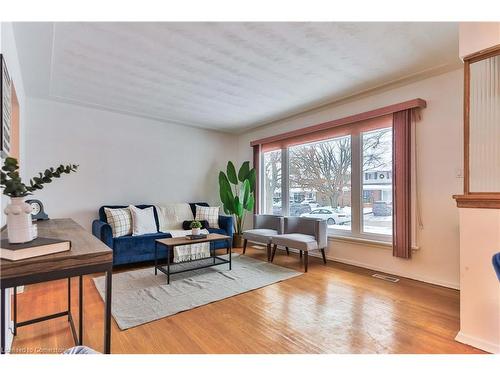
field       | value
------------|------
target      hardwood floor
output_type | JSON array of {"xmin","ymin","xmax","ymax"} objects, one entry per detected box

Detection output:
[{"xmin": 10, "ymin": 246, "xmax": 483, "ymax": 354}]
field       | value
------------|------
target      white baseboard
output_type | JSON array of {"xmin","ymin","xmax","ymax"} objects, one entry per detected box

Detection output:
[
  {"xmin": 285, "ymin": 248, "xmax": 460, "ymax": 290},
  {"xmin": 455, "ymin": 331, "xmax": 500, "ymax": 354}
]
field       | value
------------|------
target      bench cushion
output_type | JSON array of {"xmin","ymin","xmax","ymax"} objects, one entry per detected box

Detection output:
[
  {"xmin": 271, "ymin": 233, "xmax": 318, "ymax": 252},
  {"xmin": 243, "ymin": 229, "xmax": 277, "ymax": 244}
]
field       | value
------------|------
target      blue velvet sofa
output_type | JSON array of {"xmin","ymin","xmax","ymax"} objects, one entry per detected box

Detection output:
[{"xmin": 92, "ymin": 202, "xmax": 233, "ymax": 266}]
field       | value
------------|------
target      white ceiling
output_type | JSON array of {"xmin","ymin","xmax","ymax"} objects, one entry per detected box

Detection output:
[{"xmin": 13, "ymin": 22, "xmax": 460, "ymax": 132}]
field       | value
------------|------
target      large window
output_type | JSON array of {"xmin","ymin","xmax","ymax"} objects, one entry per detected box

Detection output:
[
  {"xmin": 289, "ymin": 135, "xmax": 352, "ymax": 232},
  {"xmin": 260, "ymin": 120, "xmax": 393, "ymax": 242},
  {"xmin": 262, "ymin": 149, "xmax": 282, "ymax": 215},
  {"xmin": 362, "ymin": 128, "xmax": 393, "ymax": 236}
]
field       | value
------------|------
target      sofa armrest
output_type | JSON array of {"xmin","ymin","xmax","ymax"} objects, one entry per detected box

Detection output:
[
  {"xmin": 218, "ymin": 215, "xmax": 234, "ymax": 237},
  {"xmin": 92, "ymin": 219, "xmax": 113, "ymax": 249}
]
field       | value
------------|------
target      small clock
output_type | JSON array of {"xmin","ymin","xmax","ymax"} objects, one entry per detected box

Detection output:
[{"xmin": 26, "ymin": 199, "xmax": 49, "ymax": 221}]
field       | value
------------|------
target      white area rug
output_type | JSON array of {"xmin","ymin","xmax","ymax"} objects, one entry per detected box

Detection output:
[{"xmin": 93, "ymin": 254, "xmax": 301, "ymax": 330}]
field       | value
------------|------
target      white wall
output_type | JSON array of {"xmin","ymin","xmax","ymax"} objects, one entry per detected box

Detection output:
[
  {"xmin": 456, "ymin": 208, "xmax": 500, "ymax": 353},
  {"xmin": 1, "ymin": 21, "xmax": 27, "ymax": 354},
  {"xmin": 237, "ymin": 69, "xmax": 464, "ymax": 289},
  {"xmin": 459, "ymin": 22, "xmax": 500, "ymax": 58},
  {"xmin": 23, "ymin": 97, "xmax": 238, "ymax": 231}
]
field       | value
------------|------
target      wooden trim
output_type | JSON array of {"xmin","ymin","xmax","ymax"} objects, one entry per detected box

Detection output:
[
  {"xmin": 463, "ymin": 58, "xmax": 470, "ymax": 194},
  {"xmin": 463, "ymin": 44, "xmax": 500, "ymax": 63},
  {"xmin": 250, "ymin": 98, "xmax": 426, "ymax": 147},
  {"xmin": 453, "ymin": 194, "xmax": 500, "ymax": 209},
  {"xmin": 461, "ymin": 45, "xmax": 500, "ymax": 197}
]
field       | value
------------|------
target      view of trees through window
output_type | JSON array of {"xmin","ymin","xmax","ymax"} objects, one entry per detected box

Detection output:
[
  {"xmin": 262, "ymin": 126, "xmax": 393, "ymax": 239},
  {"xmin": 262, "ymin": 149, "xmax": 281, "ymax": 215},
  {"xmin": 362, "ymin": 128, "xmax": 393, "ymax": 236},
  {"xmin": 289, "ymin": 135, "xmax": 352, "ymax": 231}
]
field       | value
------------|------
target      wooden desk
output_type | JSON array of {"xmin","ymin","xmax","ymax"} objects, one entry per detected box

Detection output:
[{"xmin": 0, "ymin": 218, "xmax": 113, "ymax": 354}]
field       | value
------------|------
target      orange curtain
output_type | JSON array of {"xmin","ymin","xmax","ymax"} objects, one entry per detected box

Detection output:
[
  {"xmin": 253, "ymin": 145, "xmax": 260, "ymax": 214},
  {"xmin": 392, "ymin": 110, "xmax": 412, "ymax": 258}
]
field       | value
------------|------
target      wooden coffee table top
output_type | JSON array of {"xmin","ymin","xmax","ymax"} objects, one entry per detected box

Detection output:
[{"xmin": 156, "ymin": 233, "xmax": 231, "ymax": 247}]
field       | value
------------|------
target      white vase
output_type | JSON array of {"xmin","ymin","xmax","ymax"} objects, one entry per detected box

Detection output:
[
  {"xmin": 4, "ymin": 197, "xmax": 34, "ymax": 244},
  {"xmin": 192, "ymin": 228, "xmax": 201, "ymax": 236}
]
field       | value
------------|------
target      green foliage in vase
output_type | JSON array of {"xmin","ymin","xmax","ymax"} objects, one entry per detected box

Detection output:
[
  {"xmin": 219, "ymin": 161, "xmax": 255, "ymax": 235},
  {"xmin": 0, "ymin": 157, "xmax": 79, "ymax": 198},
  {"xmin": 190, "ymin": 220, "xmax": 202, "ymax": 229}
]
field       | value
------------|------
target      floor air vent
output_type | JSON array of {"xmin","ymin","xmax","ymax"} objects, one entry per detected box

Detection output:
[{"xmin": 372, "ymin": 273, "xmax": 400, "ymax": 283}]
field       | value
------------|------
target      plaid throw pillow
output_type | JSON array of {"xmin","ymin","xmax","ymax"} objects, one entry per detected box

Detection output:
[
  {"xmin": 104, "ymin": 207, "xmax": 132, "ymax": 237},
  {"xmin": 195, "ymin": 205, "xmax": 220, "ymax": 229}
]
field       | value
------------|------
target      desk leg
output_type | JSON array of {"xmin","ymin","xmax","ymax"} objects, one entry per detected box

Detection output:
[
  {"xmin": 1, "ymin": 287, "xmax": 5, "ymax": 354},
  {"xmin": 13, "ymin": 287, "xmax": 17, "ymax": 336},
  {"xmin": 104, "ymin": 268, "xmax": 112, "ymax": 354},
  {"xmin": 67, "ymin": 277, "xmax": 71, "ymax": 322},
  {"xmin": 79, "ymin": 275, "xmax": 83, "ymax": 345}
]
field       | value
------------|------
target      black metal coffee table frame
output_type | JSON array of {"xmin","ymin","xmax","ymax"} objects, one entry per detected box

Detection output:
[{"xmin": 154, "ymin": 236, "xmax": 232, "ymax": 284}]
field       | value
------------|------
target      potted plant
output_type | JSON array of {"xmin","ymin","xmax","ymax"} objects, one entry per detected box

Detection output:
[
  {"xmin": 190, "ymin": 220, "xmax": 203, "ymax": 236},
  {"xmin": 218, "ymin": 161, "xmax": 255, "ymax": 247},
  {"xmin": 0, "ymin": 157, "xmax": 78, "ymax": 244}
]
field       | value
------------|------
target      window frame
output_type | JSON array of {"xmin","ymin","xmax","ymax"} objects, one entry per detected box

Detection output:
[{"xmin": 260, "ymin": 123, "xmax": 393, "ymax": 244}]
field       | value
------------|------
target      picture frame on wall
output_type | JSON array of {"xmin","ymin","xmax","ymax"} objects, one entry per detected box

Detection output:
[{"xmin": 1, "ymin": 53, "xmax": 13, "ymax": 159}]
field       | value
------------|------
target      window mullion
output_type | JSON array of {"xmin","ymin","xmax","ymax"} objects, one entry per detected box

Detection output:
[
  {"xmin": 282, "ymin": 148, "xmax": 290, "ymax": 216},
  {"xmin": 351, "ymin": 132, "xmax": 361, "ymax": 236}
]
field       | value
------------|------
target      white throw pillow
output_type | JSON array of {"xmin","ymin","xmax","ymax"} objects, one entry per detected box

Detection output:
[
  {"xmin": 156, "ymin": 203, "xmax": 194, "ymax": 232},
  {"xmin": 156, "ymin": 204, "xmax": 179, "ymax": 232},
  {"xmin": 174, "ymin": 203, "xmax": 195, "ymax": 223},
  {"xmin": 104, "ymin": 207, "xmax": 132, "ymax": 238},
  {"xmin": 128, "ymin": 206, "xmax": 157, "ymax": 236},
  {"xmin": 195, "ymin": 205, "xmax": 220, "ymax": 229}
]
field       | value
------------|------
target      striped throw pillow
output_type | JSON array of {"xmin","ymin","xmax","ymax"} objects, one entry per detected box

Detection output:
[
  {"xmin": 195, "ymin": 205, "xmax": 220, "ymax": 229},
  {"xmin": 104, "ymin": 207, "xmax": 132, "ymax": 237}
]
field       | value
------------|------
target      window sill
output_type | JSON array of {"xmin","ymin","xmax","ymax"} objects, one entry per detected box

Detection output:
[
  {"xmin": 328, "ymin": 234, "xmax": 420, "ymax": 251},
  {"xmin": 328, "ymin": 234, "xmax": 392, "ymax": 249}
]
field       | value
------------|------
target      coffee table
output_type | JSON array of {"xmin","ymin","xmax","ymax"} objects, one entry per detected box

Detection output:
[{"xmin": 154, "ymin": 233, "xmax": 232, "ymax": 284}]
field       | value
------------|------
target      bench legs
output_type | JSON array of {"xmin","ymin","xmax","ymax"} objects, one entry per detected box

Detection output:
[
  {"xmin": 271, "ymin": 244, "xmax": 277, "ymax": 262},
  {"xmin": 321, "ymin": 248, "xmax": 327, "ymax": 264},
  {"xmin": 242, "ymin": 239, "xmax": 248, "ymax": 254},
  {"xmin": 266, "ymin": 243, "xmax": 271, "ymax": 262},
  {"xmin": 304, "ymin": 251, "xmax": 308, "ymax": 272}
]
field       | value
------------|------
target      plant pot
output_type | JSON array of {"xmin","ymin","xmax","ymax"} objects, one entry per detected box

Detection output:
[
  {"xmin": 233, "ymin": 233, "xmax": 245, "ymax": 248},
  {"xmin": 4, "ymin": 197, "xmax": 34, "ymax": 244},
  {"xmin": 192, "ymin": 228, "xmax": 201, "ymax": 236}
]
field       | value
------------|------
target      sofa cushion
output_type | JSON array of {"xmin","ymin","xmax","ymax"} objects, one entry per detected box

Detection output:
[
  {"xmin": 271, "ymin": 233, "xmax": 318, "ymax": 252},
  {"xmin": 104, "ymin": 207, "xmax": 132, "ymax": 238},
  {"xmin": 243, "ymin": 229, "xmax": 277, "ymax": 244},
  {"xmin": 129, "ymin": 205, "xmax": 157, "ymax": 236},
  {"xmin": 195, "ymin": 205, "xmax": 220, "ymax": 228},
  {"xmin": 113, "ymin": 232, "xmax": 171, "ymax": 264}
]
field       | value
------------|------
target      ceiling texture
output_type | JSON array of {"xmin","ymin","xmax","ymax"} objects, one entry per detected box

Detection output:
[{"xmin": 13, "ymin": 22, "xmax": 460, "ymax": 132}]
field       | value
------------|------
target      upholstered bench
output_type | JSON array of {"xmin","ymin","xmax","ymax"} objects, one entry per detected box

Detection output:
[
  {"xmin": 270, "ymin": 217, "xmax": 327, "ymax": 272},
  {"xmin": 242, "ymin": 214, "xmax": 284, "ymax": 261}
]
